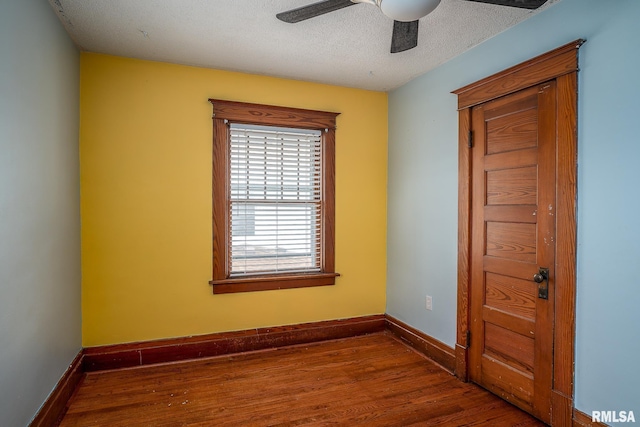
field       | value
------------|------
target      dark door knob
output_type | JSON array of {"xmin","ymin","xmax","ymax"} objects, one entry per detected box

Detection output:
[{"xmin": 533, "ymin": 267, "xmax": 550, "ymax": 299}]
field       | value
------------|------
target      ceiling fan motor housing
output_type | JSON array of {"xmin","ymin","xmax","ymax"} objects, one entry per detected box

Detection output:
[{"xmin": 378, "ymin": 0, "xmax": 442, "ymax": 21}]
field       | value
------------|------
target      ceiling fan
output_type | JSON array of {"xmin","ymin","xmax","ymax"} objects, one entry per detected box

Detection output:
[{"xmin": 277, "ymin": 0, "xmax": 549, "ymax": 53}]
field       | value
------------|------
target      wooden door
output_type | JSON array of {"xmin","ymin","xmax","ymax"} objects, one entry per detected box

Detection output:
[{"xmin": 469, "ymin": 82, "xmax": 556, "ymax": 423}]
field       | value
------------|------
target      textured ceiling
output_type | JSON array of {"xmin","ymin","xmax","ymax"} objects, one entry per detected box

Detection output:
[{"xmin": 48, "ymin": 0, "xmax": 559, "ymax": 91}]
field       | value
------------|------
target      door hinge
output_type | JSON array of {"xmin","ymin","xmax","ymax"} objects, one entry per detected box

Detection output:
[
  {"xmin": 468, "ymin": 130, "xmax": 473, "ymax": 148},
  {"xmin": 466, "ymin": 330, "xmax": 471, "ymax": 347}
]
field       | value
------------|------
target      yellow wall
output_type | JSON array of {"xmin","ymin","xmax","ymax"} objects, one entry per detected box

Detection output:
[{"xmin": 80, "ymin": 53, "xmax": 388, "ymax": 346}]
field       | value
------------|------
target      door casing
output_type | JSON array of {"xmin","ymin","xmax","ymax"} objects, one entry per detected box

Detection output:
[{"xmin": 453, "ymin": 39, "xmax": 584, "ymax": 426}]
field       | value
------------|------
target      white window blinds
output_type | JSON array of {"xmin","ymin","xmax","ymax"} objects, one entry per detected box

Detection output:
[{"xmin": 229, "ymin": 123, "xmax": 322, "ymax": 276}]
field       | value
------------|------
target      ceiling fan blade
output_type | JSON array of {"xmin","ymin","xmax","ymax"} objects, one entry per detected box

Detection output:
[
  {"xmin": 464, "ymin": 0, "xmax": 548, "ymax": 9},
  {"xmin": 391, "ymin": 20, "xmax": 419, "ymax": 54},
  {"xmin": 276, "ymin": 0, "xmax": 357, "ymax": 23}
]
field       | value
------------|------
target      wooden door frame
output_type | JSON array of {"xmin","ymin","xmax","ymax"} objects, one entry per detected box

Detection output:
[{"xmin": 453, "ymin": 39, "xmax": 584, "ymax": 426}]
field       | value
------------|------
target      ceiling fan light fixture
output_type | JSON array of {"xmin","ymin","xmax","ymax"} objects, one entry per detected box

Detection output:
[{"xmin": 379, "ymin": 0, "xmax": 441, "ymax": 22}]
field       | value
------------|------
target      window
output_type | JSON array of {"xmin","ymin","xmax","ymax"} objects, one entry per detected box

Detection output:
[
  {"xmin": 229, "ymin": 124, "xmax": 321, "ymax": 275},
  {"xmin": 208, "ymin": 99, "xmax": 339, "ymax": 294}
]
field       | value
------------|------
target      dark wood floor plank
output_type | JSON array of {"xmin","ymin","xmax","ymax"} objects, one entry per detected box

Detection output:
[{"xmin": 59, "ymin": 332, "xmax": 545, "ymax": 426}]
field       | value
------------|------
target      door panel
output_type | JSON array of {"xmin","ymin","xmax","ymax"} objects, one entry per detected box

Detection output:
[
  {"xmin": 469, "ymin": 82, "xmax": 556, "ymax": 423},
  {"xmin": 485, "ymin": 322, "xmax": 534, "ymax": 372},
  {"xmin": 486, "ymin": 166, "xmax": 538, "ymax": 205},
  {"xmin": 485, "ymin": 273, "xmax": 537, "ymax": 320},
  {"xmin": 486, "ymin": 222, "xmax": 537, "ymax": 262},
  {"xmin": 485, "ymin": 104, "xmax": 538, "ymax": 154}
]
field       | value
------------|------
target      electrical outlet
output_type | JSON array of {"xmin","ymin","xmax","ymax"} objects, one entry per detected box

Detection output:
[{"xmin": 426, "ymin": 295, "xmax": 433, "ymax": 311}]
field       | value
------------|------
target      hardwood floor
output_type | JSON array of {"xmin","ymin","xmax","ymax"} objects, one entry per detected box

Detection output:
[{"xmin": 59, "ymin": 332, "xmax": 546, "ymax": 426}]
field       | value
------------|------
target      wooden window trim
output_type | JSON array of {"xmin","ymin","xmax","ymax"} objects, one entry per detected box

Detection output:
[{"xmin": 208, "ymin": 99, "xmax": 340, "ymax": 294}]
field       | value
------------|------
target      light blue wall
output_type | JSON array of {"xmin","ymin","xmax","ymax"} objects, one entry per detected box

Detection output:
[
  {"xmin": 387, "ymin": 0, "xmax": 640, "ymax": 421},
  {"xmin": 0, "ymin": 0, "xmax": 81, "ymax": 425}
]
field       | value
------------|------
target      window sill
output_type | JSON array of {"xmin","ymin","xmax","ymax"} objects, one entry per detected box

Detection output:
[{"xmin": 209, "ymin": 272, "xmax": 340, "ymax": 294}]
